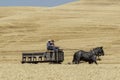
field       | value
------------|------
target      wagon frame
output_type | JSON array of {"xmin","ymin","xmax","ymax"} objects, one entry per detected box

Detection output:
[{"xmin": 21, "ymin": 49, "xmax": 64, "ymax": 64}]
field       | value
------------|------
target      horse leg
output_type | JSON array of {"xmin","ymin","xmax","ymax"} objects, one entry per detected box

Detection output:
[
  {"xmin": 73, "ymin": 56, "xmax": 79, "ymax": 64},
  {"xmin": 74, "ymin": 60, "xmax": 79, "ymax": 64},
  {"xmin": 77, "ymin": 60, "xmax": 80, "ymax": 64},
  {"xmin": 94, "ymin": 61, "xmax": 98, "ymax": 65},
  {"xmin": 77, "ymin": 58, "xmax": 80, "ymax": 64},
  {"xmin": 72, "ymin": 59, "xmax": 75, "ymax": 64},
  {"xmin": 78, "ymin": 60, "xmax": 81, "ymax": 64},
  {"xmin": 88, "ymin": 60, "xmax": 93, "ymax": 64},
  {"xmin": 97, "ymin": 56, "xmax": 101, "ymax": 61},
  {"xmin": 72, "ymin": 56, "xmax": 76, "ymax": 64},
  {"xmin": 75, "ymin": 62, "xmax": 77, "ymax": 64}
]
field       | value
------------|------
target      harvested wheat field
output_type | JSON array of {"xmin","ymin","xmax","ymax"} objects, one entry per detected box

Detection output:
[{"xmin": 0, "ymin": 0, "xmax": 120, "ymax": 80}]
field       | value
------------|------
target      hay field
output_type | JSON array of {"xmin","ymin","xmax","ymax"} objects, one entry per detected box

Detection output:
[
  {"xmin": 0, "ymin": 0, "xmax": 120, "ymax": 80},
  {"xmin": 0, "ymin": 64, "xmax": 120, "ymax": 80}
]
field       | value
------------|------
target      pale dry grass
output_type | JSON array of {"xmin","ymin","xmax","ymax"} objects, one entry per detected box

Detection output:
[
  {"xmin": 0, "ymin": 0, "xmax": 120, "ymax": 80},
  {"xmin": 0, "ymin": 63, "xmax": 120, "ymax": 80}
]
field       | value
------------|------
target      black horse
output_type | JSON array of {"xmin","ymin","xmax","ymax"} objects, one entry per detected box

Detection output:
[
  {"xmin": 72, "ymin": 47, "xmax": 104, "ymax": 64},
  {"xmin": 72, "ymin": 50, "xmax": 97, "ymax": 64}
]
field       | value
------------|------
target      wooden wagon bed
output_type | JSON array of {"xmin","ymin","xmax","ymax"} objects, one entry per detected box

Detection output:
[{"xmin": 21, "ymin": 49, "xmax": 64, "ymax": 64}]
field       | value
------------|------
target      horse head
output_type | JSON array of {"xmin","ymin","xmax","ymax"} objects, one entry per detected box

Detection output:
[{"xmin": 93, "ymin": 47, "xmax": 104, "ymax": 56}]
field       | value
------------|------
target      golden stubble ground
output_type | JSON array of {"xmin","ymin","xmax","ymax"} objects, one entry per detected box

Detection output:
[
  {"xmin": 0, "ymin": 63, "xmax": 120, "ymax": 80},
  {"xmin": 0, "ymin": 0, "xmax": 120, "ymax": 80}
]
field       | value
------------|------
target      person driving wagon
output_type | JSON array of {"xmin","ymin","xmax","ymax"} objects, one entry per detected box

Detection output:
[{"xmin": 47, "ymin": 40, "xmax": 59, "ymax": 52}]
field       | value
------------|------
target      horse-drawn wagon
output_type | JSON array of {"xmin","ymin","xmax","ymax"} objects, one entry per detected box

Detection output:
[{"xmin": 21, "ymin": 49, "xmax": 64, "ymax": 64}]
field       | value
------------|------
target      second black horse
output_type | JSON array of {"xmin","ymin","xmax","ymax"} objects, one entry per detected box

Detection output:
[{"xmin": 72, "ymin": 47, "xmax": 104, "ymax": 64}]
